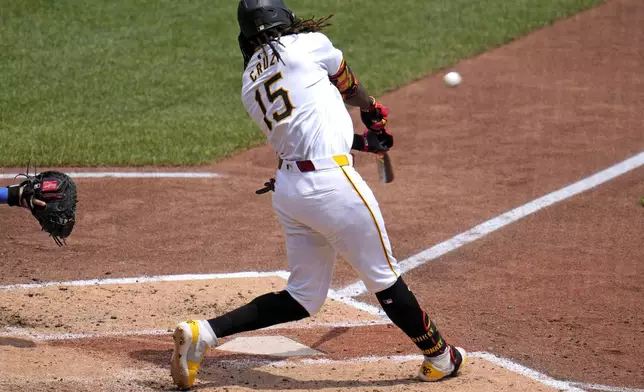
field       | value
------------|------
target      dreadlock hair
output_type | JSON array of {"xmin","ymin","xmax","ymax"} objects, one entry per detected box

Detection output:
[
  {"xmin": 253, "ymin": 14, "xmax": 334, "ymax": 66},
  {"xmin": 284, "ymin": 14, "xmax": 334, "ymax": 35}
]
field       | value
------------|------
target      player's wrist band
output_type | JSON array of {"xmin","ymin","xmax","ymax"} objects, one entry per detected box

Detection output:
[
  {"xmin": 6, "ymin": 185, "xmax": 21, "ymax": 206},
  {"xmin": 360, "ymin": 96, "xmax": 378, "ymax": 113},
  {"xmin": 0, "ymin": 187, "xmax": 8, "ymax": 204},
  {"xmin": 351, "ymin": 133, "xmax": 366, "ymax": 151}
]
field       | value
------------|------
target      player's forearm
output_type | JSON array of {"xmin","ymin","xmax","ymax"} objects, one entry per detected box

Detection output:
[
  {"xmin": 344, "ymin": 84, "xmax": 373, "ymax": 111},
  {"xmin": 329, "ymin": 60, "xmax": 373, "ymax": 111}
]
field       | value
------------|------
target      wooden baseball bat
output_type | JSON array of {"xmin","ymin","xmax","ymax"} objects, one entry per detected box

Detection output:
[{"xmin": 376, "ymin": 151, "xmax": 394, "ymax": 183}]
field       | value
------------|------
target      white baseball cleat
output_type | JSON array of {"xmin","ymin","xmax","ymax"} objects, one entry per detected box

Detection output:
[
  {"xmin": 170, "ymin": 320, "xmax": 218, "ymax": 390},
  {"xmin": 418, "ymin": 345, "xmax": 467, "ymax": 382}
]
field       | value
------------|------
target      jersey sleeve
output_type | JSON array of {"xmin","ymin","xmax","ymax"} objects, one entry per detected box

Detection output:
[
  {"xmin": 307, "ymin": 32, "xmax": 345, "ymax": 76},
  {"xmin": 308, "ymin": 32, "xmax": 360, "ymax": 101},
  {"xmin": 0, "ymin": 187, "xmax": 8, "ymax": 204}
]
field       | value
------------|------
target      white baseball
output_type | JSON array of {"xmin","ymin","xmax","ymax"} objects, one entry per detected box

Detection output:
[{"xmin": 443, "ymin": 71, "xmax": 462, "ymax": 87}]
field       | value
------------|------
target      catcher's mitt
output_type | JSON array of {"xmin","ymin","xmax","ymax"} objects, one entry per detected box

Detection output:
[{"xmin": 11, "ymin": 170, "xmax": 78, "ymax": 246}]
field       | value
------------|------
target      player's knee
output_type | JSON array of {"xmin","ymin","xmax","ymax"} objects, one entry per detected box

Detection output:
[
  {"xmin": 298, "ymin": 296, "xmax": 325, "ymax": 316},
  {"xmin": 286, "ymin": 288, "xmax": 325, "ymax": 316},
  {"xmin": 304, "ymin": 298, "xmax": 325, "ymax": 316}
]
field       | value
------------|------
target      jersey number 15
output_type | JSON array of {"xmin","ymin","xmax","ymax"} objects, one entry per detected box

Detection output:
[{"xmin": 254, "ymin": 72, "xmax": 294, "ymax": 131}]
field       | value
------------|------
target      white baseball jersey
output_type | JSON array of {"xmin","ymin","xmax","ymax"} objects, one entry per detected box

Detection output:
[
  {"xmin": 240, "ymin": 31, "xmax": 400, "ymax": 316},
  {"xmin": 240, "ymin": 32, "xmax": 354, "ymax": 161}
]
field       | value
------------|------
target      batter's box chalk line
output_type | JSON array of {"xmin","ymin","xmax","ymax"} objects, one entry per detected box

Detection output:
[
  {"xmin": 0, "ymin": 319, "xmax": 392, "ymax": 342},
  {"xmin": 0, "ymin": 172, "xmax": 222, "ymax": 179},
  {"xmin": 0, "ymin": 270, "xmax": 292, "ymax": 291}
]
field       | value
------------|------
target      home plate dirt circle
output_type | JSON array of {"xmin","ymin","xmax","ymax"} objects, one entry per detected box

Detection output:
[{"xmin": 0, "ymin": 339, "xmax": 573, "ymax": 392}]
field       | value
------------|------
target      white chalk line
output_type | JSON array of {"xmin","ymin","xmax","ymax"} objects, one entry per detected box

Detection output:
[
  {"xmin": 571, "ymin": 383, "xmax": 644, "ymax": 392},
  {"xmin": 476, "ymin": 352, "xmax": 644, "ymax": 392},
  {"xmin": 335, "ymin": 151, "xmax": 644, "ymax": 298},
  {"xmin": 0, "ymin": 327, "xmax": 171, "ymax": 341},
  {"xmin": 0, "ymin": 172, "xmax": 221, "ymax": 179},
  {"xmin": 474, "ymin": 352, "xmax": 585, "ymax": 392},
  {"xmin": 327, "ymin": 289, "xmax": 386, "ymax": 317},
  {"xmin": 0, "ymin": 270, "xmax": 291, "ymax": 291},
  {"xmin": 0, "ymin": 319, "xmax": 391, "ymax": 341}
]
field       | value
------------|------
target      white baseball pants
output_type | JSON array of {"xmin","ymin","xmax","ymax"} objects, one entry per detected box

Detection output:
[{"xmin": 271, "ymin": 154, "xmax": 401, "ymax": 315}]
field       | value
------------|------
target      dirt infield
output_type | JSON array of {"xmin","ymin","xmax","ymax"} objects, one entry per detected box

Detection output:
[
  {"xmin": 0, "ymin": 277, "xmax": 381, "ymax": 335},
  {"xmin": 1, "ymin": 337, "xmax": 566, "ymax": 392},
  {"xmin": 1, "ymin": 0, "xmax": 643, "ymax": 390}
]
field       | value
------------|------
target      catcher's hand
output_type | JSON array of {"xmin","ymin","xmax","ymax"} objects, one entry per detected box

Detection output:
[{"xmin": 8, "ymin": 171, "xmax": 78, "ymax": 246}]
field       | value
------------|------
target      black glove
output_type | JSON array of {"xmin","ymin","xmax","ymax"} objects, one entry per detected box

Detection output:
[
  {"xmin": 9, "ymin": 170, "xmax": 77, "ymax": 246},
  {"xmin": 256, "ymin": 178, "xmax": 276, "ymax": 194},
  {"xmin": 351, "ymin": 129, "xmax": 394, "ymax": 153}
]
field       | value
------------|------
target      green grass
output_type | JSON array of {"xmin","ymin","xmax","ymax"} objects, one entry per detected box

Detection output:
[{"xmin": 0, "ymin": 0, "xmax": 603, "ymax": 166}]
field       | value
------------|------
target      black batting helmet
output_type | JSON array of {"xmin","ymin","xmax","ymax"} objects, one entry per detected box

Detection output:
[{"xmin": 237, "ymin": 0, "xmax": 296, "ymax": 39}]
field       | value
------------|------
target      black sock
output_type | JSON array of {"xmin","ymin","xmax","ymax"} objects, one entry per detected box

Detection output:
[
  {"xmin": 207, "ymin": 290, "xmax": 309, "ymax": 339},
  {"xmin": 376, "ymin": 277, "xmax": 448, "ymax": 357}
]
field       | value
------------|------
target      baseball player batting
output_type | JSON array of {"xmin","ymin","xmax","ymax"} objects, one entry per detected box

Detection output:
[{"xmin": 171, "ymin": 1, "xmax": 466, "ymax": 389}]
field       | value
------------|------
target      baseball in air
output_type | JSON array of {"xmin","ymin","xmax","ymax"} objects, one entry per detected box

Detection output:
[{"xmin": 443, "ymin": 71, "xmax": 462, "ymax": 87}]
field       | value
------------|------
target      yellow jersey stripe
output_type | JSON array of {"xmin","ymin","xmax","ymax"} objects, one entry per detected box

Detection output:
[{"xmin": 339, "ymin": 166, "xmax": 398, "ymax": 277}]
